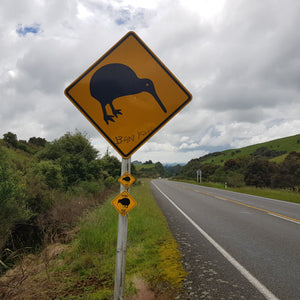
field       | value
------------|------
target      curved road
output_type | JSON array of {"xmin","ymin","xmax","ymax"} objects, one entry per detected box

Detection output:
[{"xmin": 151, "ymin": 179, "xmax": 300, "ymax": 299}]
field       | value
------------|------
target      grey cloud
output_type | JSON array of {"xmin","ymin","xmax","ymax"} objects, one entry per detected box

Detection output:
[
  {"xmin": 199, "ymin": 0, "xmax": 300, "ymax": 117},
  {"xmin": 1, "ymin": 0, "xmax": 300, "ymax": 163}
]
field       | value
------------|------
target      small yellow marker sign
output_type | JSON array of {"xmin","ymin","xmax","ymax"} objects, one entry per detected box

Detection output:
[
  {"xmin": 111, "ymin": 190, "xmax": 137, "ymax": 216},
  {"xmin": 118, "ymin": 172, "xmax": 135, "ymax": 189}
]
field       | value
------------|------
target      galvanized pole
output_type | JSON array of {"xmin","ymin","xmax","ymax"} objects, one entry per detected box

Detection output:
[{"xmin": 114, "ymin": 157, "xmax": 131, "ymax": 300}]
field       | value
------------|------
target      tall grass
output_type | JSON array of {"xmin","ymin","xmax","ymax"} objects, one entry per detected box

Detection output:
[{"xmin": 63, "ymin": 179, "xmax": 185, "ymax": 299}]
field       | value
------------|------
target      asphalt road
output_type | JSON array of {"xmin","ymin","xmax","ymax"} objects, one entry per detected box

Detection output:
[{"xmin": 151, "ymin": 179, "xmax": 300, "ymax": 300}]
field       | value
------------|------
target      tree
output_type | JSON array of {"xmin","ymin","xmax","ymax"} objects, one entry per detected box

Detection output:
[
  {"xmin": 3, "ymin": 132, "xmax": 18, "ymax": 147},
  {"xmin": 38, "ymin": 132, "xmax": 101, "ymax": 188},
  {"xmin": 100, "ymin": 154, "xmax": 121, "ymax": 178},
  {"xmin": 32, "ymin": 160, "xmax": 63, "ymax": 189},
  {"xmin": 272, "ymin": 151, "xmax": 300, "ymax": 189},
  {"xmin": 28, "ymin": 137, "xmax": 47, "ymax": 147},
  {"xmin": 244, "ymin": 159, "xmax": 276, "ymax": 187},
  {"xmin": 155, "ymin": 162, "xmax": 166, "ymax": 177},
  {"xmin": 224, "ymin": 159, "xmax": 240, "ymax": 171}
]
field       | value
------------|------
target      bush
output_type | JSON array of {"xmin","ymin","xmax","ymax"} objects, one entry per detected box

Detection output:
[
  {"xmin": 24, "ymin": 175, "xmax": 53, "ymax": 214},
  {"xmin": 32, "ymin": 160, "xmax": 63, "ymax": 189},
  {"xmin": 71, "ymin": 180, "xmax": 105, "ymax": 195},
  {"xmin": 226, "ymin": 174, "xmax": 245, "ymax": 187},
  {"xmin": 244, "ymin": 159, "xmax": 276, "ymax": 187},
  {"xmin": 104, "ymin": 176, "xmax": 116, "ymax": 187},
  {"xmin": 38, "ymin": 132, "xmax": 101, "ymax": 189},
  {"xmin": 0, "ymin": 153, "xmax": 32, "ymax": 250}
]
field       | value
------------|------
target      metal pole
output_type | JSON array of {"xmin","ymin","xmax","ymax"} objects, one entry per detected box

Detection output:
[{"xmin": 114, "ymin": 157, "xmax": 131, "ymax": 300}]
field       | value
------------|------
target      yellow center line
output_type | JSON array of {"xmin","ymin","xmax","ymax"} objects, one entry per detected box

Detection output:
[{"xmin": 186, "ymin": 187, "xmax": 300, "ymax": 224}]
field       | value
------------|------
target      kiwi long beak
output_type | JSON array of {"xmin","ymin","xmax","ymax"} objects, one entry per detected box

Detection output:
[{"xmin": 152, "ymin": 88, "xmax": 167, "ymax": 113}]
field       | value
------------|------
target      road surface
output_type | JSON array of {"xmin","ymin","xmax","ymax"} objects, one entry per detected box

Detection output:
[{"xmin": 151, "ymin": 179, "xmax": 300, "ymax": 299}]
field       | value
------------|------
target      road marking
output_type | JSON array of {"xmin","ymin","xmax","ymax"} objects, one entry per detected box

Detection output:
[
  {"xmin": 268, "ymin": 213, "xmax": 300, "ymax": 224},
  {"xmin": 189, "ymin": 188, "xmax": 300, "ymax": 225},
  {"xmin": 153, "ymin": 183, "xmax": 279, "ymax": 300}
]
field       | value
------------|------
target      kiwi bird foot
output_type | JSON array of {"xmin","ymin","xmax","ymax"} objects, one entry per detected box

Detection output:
[
  {"xmin": 104, "ymin": 115, "xmax": 115, "ymax": 125},
  {"xmin": 113, "ymin": 109, "xmax": 122, "ymax": 118}
]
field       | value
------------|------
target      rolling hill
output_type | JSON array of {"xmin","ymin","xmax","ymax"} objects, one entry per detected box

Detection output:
[
  {"xmin": 194, "ymin": 134, "xmax": 300, "ymax": 166},
  {"xmin": 178, "ymin": 134, "xmax": 300, "ymax": 189}
]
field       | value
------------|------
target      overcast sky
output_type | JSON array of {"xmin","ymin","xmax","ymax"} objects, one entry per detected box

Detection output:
[{"xmin": 1, "ymin": 0, "xmax": 300, "ymax": 163}]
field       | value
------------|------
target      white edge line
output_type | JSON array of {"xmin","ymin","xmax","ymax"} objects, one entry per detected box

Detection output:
[
  {"xmin": 152, "ymin": 182, "xmax": 279, "ymax": 300},
  {"xmin": 268, "ymin": 213, "xmax": 300, "ymax": 225}
]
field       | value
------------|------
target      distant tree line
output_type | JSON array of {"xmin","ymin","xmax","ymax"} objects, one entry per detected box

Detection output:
[{"xmin": 3, "ymin": 131, "xmax": 47, "ymax": 153}]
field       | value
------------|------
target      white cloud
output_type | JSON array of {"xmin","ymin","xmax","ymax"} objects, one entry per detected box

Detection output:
[{"xmin": 1, "ymin": 0, "xmax": 300, "ymax": 164}]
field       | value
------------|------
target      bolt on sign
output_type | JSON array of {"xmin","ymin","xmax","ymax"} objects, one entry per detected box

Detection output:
[
  {"xmin": 64, "ymin": 31, "xmax": 192, "ymax": 158},
  {"xmin": 111, "ymin": 190, "xmax": 137, "ymax": 216},
  {"xmin": 118, "ymin": 172, "xmax": 135, "ymax": 189}
]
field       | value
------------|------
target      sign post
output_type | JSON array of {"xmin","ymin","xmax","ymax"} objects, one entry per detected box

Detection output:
[
  {"xmin": 114, "ymin": 158, "xmax": 130, "ymax": 300},
  {"xmin": 64, "ymin": 31, "xmax": 192, "ymax": 300}
]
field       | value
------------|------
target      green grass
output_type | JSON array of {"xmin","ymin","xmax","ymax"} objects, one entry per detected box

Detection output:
[
  {"xmin": 59, "ymin": 179, "xmax": 186, "ymax": 299},
  {"xmin": 269, "ymin": 153, "xmax": 288, "ymax": 163},
  {"xmin": 200, "ymin": 134, "xmax": 300, "ymax": 165},
  {"xmin": 134, "ymin": 163, "xmax": 155, "ymax": 171},
  {"xmin": 193, "ymin": 181, "xmax": 300, "ymax": 204},
  {"xmin": 230, "ymin": 186, "xmax": 300, "ymax": 204}
]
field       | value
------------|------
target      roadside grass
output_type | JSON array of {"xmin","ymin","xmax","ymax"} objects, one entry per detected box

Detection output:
[
  {"xmin": 230, "ymin": 186, "xmax": 300, "ymax": 204},
  {"xmin": 183, "ymin": 180, "xmax": 300, "ymax": 204},
  {"xmin": 59, "ymin": 178, "xmax": 186, "ymax": 299}
]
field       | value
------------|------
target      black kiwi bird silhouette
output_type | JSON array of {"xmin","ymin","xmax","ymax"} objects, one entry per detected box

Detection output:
[
  {"xmin": 90, "ymin": 63, "xmax": 167, "ymax": 125},
  {"xmin": 118, "ymin": 197, "xmax": 130, "ymax": 208},
  {"xmin": 122, "ymin": 176, "xmax": 131, "ymax": 182}
]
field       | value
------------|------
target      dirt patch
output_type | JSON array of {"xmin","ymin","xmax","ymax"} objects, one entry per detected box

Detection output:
[
  {"xmin": 129, "ymin": 276, "xmax": 177, "ymax": 300},
  {"xmin": 129, "ymin": 276, "xmax": 156, "ymax": 300}
]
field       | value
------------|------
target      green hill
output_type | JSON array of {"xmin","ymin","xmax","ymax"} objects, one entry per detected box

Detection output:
[
  {"xmin": 178, "ymin": 134, "xmax": 300, "ymax": 190},
  {"xmin": 196, "ymin": 134, "xmax": 300, "ymax": 166}
]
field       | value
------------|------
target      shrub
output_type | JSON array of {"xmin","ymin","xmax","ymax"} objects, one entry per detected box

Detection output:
[
  {"xmin": 226, "ymin": 174, "xmax": 245, "ymax": 187},
  {"xmin": 24, "ymin": 175, "xmax": 53, "ymax": 213},
  {"xmin": 104, "ymin": 176, "xmax": 116, "ymax": 187},
  {"xmin": 0, "ymin": 152, "xmax": 32, "ymax": 250},
  {"xmin": 32, "ymin": 160, "xmax": 63, "ymax": 189},
  {"xmin": 74, "ymin": 180, "xmax": 105, "ymax": 195},
  {"xmin": 244, "ymin": 159, "xmax": 277, "ymax": 187},
  {"xmin": 38, "ymin": 132, "xmax": 101, "ymax": 189}
]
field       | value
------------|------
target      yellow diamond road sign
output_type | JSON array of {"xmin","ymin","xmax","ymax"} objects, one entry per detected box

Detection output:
[
  {"xmin": 64, "ymin": 31, "xmax": 192, "ymax": 158},
  {"xmin": 118, "ymin": 172, "xmax": 135, "ymax": 189},
  {"xmin": 111, "ymin": 190, "xmax": 137, "ymax": 216}
]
